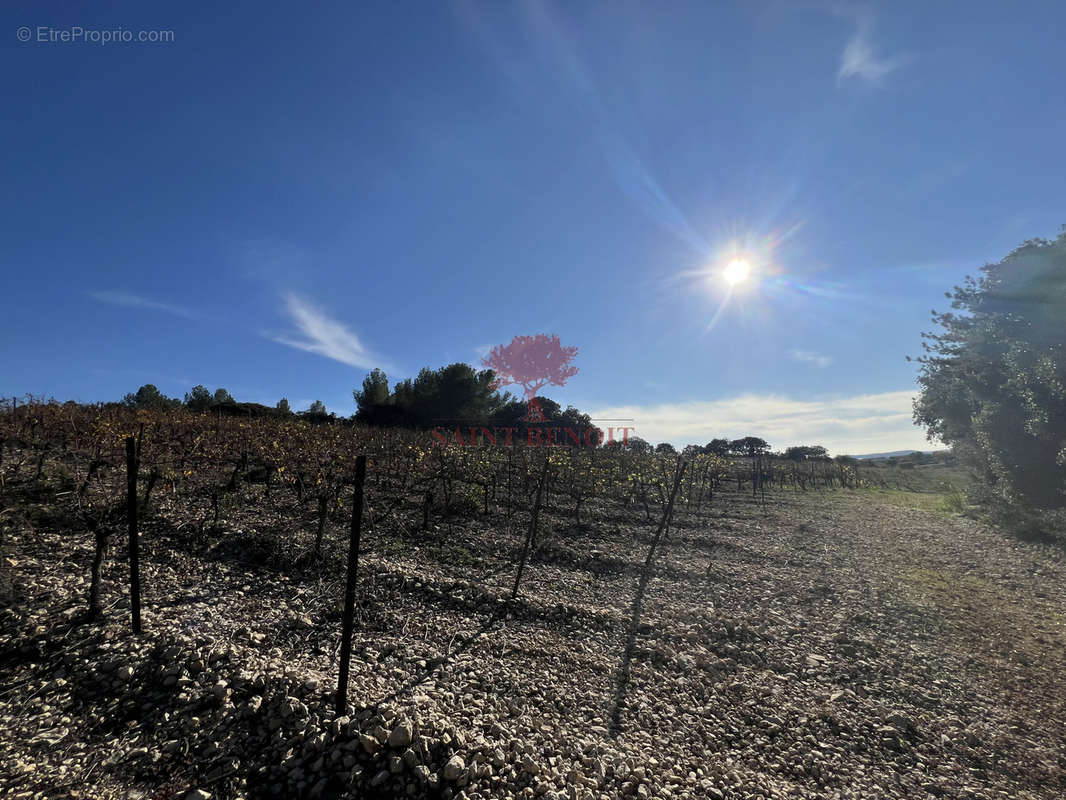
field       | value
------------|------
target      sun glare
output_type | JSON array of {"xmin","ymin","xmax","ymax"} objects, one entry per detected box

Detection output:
[{"xmin": 722, "ymin": 258, "xmax": 751, "ymax": 286}]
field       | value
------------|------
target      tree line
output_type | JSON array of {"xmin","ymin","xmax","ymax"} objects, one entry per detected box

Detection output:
[
  {"xmin": 351, "ymin": 364, "xmax": 595, "ymax": 434},
  {"xmin": 115, "ymin": 363, "xmax": 595, "ymax": 434},
  {"xmin": 116, "ymin": 367, "xmax": 838, "ymax": 458},
  {"xmin": 120, "ymin": 384, "xmax": 324, "ymax": 420}
]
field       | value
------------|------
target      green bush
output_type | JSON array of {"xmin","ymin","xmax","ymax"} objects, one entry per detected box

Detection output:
[{"xmin": 967, "ymin": 484, "xmax": 1066, "ymax": 545}]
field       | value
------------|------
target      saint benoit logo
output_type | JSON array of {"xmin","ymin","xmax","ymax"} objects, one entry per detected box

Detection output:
[{"xmin": 431, "ymin": 334, "xmax": 634, "ymax": 447}]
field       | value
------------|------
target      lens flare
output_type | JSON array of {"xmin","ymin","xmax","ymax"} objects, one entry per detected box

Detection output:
[{"xmin": 665, "ymin": 222, "xmax": 821, "ymax": 334}]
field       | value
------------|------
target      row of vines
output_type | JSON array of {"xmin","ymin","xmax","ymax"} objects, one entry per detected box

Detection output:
[{"xmin": 1, "ymin": 398, "xmax": 889, "ymax": 711}]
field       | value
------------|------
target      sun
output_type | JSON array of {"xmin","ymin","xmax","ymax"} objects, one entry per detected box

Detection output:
[{"xmin": 722, "ymin": 258, "xmax": 751, "ymax": 286}]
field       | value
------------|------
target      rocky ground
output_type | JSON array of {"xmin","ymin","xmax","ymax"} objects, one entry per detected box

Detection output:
[{"xmin": 2, "ymin": 483, "xmax": 1065, "ymax": 800}]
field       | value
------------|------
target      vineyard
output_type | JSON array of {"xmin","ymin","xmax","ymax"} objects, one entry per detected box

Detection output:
[
  {"xmin": 0, "ymin": 399, "xmax": 880, "ymax": 625},
  {"xmin": 2, "ymin": 400, "xmax": 1065, "ymax": 800}
]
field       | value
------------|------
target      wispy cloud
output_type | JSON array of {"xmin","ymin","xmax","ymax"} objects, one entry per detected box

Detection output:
[
  {"xmin": 589, "ymin": 390, "xmax": 929, "ymax": 455},
  {"xmin": 837, "ymin": 17, "xmax": 909, "ymax": 85},
  {"xmin": 268, "ymin": 293, "xmax": 380, "ymax": 369},
  {"xmin": 89, "ymin": 290, "xmax": 195, "ymax": 319},
  {"xmin": 790, "ymin": 349, "xmax": 833, "ymax": 368}
]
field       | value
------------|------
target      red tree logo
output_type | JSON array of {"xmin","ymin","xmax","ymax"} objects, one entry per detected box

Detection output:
[{"xmin": 481, "ymin": 334, "xmax": 579, "ymax": 422}]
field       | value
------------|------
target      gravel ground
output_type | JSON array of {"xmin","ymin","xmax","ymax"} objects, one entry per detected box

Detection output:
[{"xmin": 2, "ymin": 486, "xmax": 1065, "ymax": 800}]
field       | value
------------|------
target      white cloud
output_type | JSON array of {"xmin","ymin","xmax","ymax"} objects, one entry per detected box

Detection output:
[
  {"xmin": 269, "ymin": 293, "xmax": 379, "ymax": 369},
  {"xmin": 837, "ymin": 20, "xmax": 909, "ymax": 84},
  {"xmin": 790, "ymin": 349, "xmax": 833, "ymax": 368},
  {"xmin": 588, "ymin": 389, "xmax": 931, "ymax": 455},
  {"xmin": 89, "ymin": 290, "xmax": 195, "ymax": 319}
]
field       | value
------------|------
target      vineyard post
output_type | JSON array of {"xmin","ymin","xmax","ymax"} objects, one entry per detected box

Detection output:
[
  {"xmin": 506, "ymin": 449, "xmax": 514, "ymax": 518},
  {"xmin": 314, "ymin": 495, "xmax": 328, "ymax": 558},
  {"xmin": 125, "ymin": 436, "xmax": 142, "ymax": 634},
  {"xmin": 336, "ymin": 454, "xmax": 367, "ymax": 716},
  {"xmin": 511, "ymin": 458, "xmax": 548, "ymax": 600}
]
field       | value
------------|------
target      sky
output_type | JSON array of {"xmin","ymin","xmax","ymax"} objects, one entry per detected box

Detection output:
[{"xmin": 3, "ymin": 1, "xmax": 1064, "ymax": 454}]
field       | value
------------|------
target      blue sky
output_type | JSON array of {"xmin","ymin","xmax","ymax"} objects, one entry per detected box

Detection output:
[{"xmin": 3, "ymin": 1, "xmax": 1063, "ymax": 453}]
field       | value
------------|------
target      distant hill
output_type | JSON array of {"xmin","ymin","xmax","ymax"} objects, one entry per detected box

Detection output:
[{"xmin": 848, "ymin": 450, "xmax": 937, "ymax": 460}]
